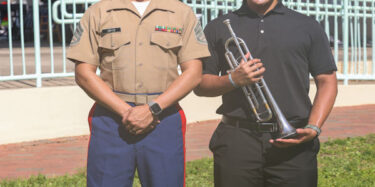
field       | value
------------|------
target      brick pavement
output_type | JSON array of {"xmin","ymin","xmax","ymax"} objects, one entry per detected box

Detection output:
[{"xmin": 0, "ymin": 105, "xmax": 374, "ymax": 180}]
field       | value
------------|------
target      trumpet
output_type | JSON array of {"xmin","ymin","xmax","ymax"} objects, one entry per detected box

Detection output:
[{"xmin": 223, "ymin": 19, "xmax": 297, "ymax": 139}]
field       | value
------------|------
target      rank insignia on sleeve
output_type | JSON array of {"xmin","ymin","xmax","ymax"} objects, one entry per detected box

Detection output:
[
  {"xmin": 194, "ymin": 20, "xmax": 207, "ymax": 44},
  {"xmin": 70, "ymin": 22, "xmax": 84, "ymax": 46},
  {"xmin": 155, "ymin": 25, "xmax": 183, "ymax": 34}
]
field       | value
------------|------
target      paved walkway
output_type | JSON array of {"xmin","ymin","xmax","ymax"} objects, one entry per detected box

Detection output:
[{"xmin": 0, "ymin": 105, "xmax": 374, "ymax": 180}]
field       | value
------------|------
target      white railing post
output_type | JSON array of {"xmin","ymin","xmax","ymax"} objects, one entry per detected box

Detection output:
[
  {"xmin": 7, "ymin": 0, "xmax": 14, "ymax": 76},
  {"xmin": 33, "ymin": 0, "xmax": 42, "ymax": 87},
  {"xmin": 343, "ymin": 0, "xmax": 349, "ymax": 85}
]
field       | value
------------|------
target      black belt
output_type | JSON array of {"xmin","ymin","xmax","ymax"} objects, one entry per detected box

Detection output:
[{"xmin": 221, "ymin": 115, "xmax": 308, "ymax": 133}]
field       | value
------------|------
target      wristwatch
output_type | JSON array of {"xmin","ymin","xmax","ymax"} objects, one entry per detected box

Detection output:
[
  {"xmin": 304, "ymin": 124, "xmax": 322, "ymax": 137},
  {"xmin": 147, "ymin": 101, "xmax": 163, "ymax": 116}
]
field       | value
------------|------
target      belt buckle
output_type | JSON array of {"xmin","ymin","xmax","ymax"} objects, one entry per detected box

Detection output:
[{"xmin": 257, "ymin": 123, "xmax": 277, "ymax": 133}]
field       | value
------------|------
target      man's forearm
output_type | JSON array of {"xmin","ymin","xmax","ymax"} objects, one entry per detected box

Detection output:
[
  {"xmin": 154, "ymin": 59, "xmax": 203, "ymax": 109},
  {"xmin": 194, "ymin": 74, "xmax": 235, "ymax": 97},
  {"xmin": 75, "ymin": 63, "xmax": 131, "ymax": 116},
  {"xmin": 308, "ymin": 72, "xmax": 338, "ymax": 128}
]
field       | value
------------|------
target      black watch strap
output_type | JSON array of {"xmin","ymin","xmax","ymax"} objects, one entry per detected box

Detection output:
[{"xmin": 148, "ymin": 101, "xmax": 163, "ymax": 116}]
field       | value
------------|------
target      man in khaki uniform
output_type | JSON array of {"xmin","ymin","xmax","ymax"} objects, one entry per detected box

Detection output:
[{"xmin": 67, "ymin": 0, "xmax": 210, "ymax": 186}]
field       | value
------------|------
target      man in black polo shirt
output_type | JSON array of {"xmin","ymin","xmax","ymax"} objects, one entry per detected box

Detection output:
[{"xmin": 194, "ymin": 0, "xmax": 338, "ymax": 186}]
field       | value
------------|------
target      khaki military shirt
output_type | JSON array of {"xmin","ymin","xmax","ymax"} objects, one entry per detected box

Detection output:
[{"xmin": 67, "ymin": 0, "xmax": 210, "ymax": 104}]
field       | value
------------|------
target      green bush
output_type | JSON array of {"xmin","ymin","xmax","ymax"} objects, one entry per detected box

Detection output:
[{"xmin": 1, "ymin": 134, "xmax": 374, "ymax": 187}]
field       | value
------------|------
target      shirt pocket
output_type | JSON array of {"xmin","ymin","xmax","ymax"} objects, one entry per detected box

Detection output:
[
  {"xmin": 150, "ymin": 32, "xmax": 182, "ymax": 52},
  {"xmin": 98, "ymin": 30, "xmax": 131, "ymax": 70}
]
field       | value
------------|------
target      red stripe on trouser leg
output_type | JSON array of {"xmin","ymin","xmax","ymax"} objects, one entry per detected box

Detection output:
[
  {"xmin": 87, "ymin": 103, "xmax": 97, "ymax": 163},
  {"xmin": 177, "ymin": 104, "xmax": 187, "ymax": 187},
  {"xmin": 88, "ymin": 103, "xmax": 97, "ymax": 133}
]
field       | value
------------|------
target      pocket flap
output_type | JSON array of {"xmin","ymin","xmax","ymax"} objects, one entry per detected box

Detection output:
[
  {"xmin": 151, "ymin": 32, "xmax": 182, "ymax": 49},
  {"xmin": 99, "ymin": 31, "xmax": 131, "ymax": 50}
]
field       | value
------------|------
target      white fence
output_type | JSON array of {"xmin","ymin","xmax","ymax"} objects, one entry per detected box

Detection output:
[{"xmin": 1, "ymin": 0, "xmax": 374, "ymax": 86}]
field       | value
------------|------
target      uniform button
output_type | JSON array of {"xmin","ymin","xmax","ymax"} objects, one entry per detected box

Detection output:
[
  {"xmin": 260, "ymin": 30, "xmax": 264, "ymax": 34},
  {"xmin": 138, "ymin": 63, "xmax": 143, "ymax": 66},
  {"xmin": 137, "ymin": 82, "xmax": 143, "ymax": 88},
  {"xmin": 166, "ymin": 42, "xmax": 170, "ymax": 47},
  {"xmin": 261, "ymin": 19, "xmax": 264, "ymax": 22},
  {"xmin": 139, "ymin": 42, "xmax": 143, "ymax": 46}
]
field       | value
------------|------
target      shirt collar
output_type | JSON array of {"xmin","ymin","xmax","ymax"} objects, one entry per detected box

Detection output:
[
  {"xmin": 235, "ymin": 1, "xmax": 287, "ymax": 16},
  {"xmin": 108, "ymin": 0, "xmax": 175, "ymax": 15}
]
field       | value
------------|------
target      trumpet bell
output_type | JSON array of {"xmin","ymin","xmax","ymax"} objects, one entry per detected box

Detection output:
[{"xmin": 277, "ymin": 122, "xmax": 297, "ymax": 139}]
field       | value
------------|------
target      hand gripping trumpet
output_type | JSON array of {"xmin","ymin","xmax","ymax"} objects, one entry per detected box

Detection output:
[{"xmin": 223, "ymin": 19, "xmax": 297, "ymax": 139}]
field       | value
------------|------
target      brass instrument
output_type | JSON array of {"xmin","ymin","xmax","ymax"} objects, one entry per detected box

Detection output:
[{"xmin": 223, "ymin": 19, "xmax": 296, "ymax": 139}]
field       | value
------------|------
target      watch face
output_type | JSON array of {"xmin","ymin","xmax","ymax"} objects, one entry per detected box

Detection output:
[{"xmin": 150, "ymin": 103, "xmax": 162, "ymax": 115}]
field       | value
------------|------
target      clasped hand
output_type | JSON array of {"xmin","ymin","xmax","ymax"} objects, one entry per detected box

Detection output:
[
  {"xmin": 269, "ymin": 128, "xmax": 318, "ymax": 148},
  {"xmin": 230, "ymin": 53, "xmax": 265, "ymax": 87},
  {"xmin": 121, "ymin": 105, "xmax": 160, "ymax": 135}
]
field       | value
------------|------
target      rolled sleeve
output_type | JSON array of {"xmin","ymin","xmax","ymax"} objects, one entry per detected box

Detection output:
[
  {"xmin": 178, "ymin": 9, "xmax": 210, "ymax": 63},
  {"xmin": 66, "ymin": 8, "xmax": 100, "ymax": 66}
]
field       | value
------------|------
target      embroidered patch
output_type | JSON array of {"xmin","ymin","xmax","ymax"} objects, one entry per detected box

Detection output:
[
  {"xmin": 155, "ymin": 25, "xmax": 183, "ymax": 34},
  {"xmin": 194, "ymin": 20, "xmax": 207, "ymax": 44},
  {"xmin": 101, "ymin": 27, "xmax": 121, "ymax": 36},
  {"xmin": 70, "ymin": 22, "xmax": 84, "ymax": 46}
]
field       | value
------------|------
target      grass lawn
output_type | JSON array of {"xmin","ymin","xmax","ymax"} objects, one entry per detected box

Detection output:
[{"xmin": 1, "ymin": 134, "xmax": 374, "ymax": 187}]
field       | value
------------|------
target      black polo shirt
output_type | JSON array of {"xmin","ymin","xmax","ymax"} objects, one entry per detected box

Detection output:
[{"xmin": 202, "ymin": 1, "xmax": 337, "ymax": 121}]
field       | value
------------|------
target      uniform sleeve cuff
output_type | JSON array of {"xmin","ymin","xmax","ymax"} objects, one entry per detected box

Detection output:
[
  {"xmin": 66, "ymin": 50, "xmax": 99, "ymax": 66},
  {"xmin": 179, "ymin": 50, "xmax": 211, "ymax": 64}
]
